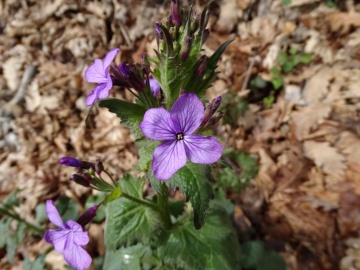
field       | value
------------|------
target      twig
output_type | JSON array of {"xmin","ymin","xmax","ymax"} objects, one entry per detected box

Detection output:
[
  {"xmin": 9, "ymin": 64, "xmax": 36, "ymax": 105},
  {"xmin": 240, "ymin": 57, "xmax": 256, "ymax": 93}
]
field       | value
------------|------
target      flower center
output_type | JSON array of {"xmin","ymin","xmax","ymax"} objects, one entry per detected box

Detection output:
[{"xmin": 176, "ymin": 133, "xmax": 184, "ymax": 140}]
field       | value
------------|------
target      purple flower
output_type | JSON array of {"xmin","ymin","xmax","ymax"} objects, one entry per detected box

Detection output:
[
  {"xmin": 85, "ymin": 48, "xmax": 119, "ymax": 106},
  {"xmin": 59, "ymin": 157, "xmax": 94, "ymax": 170},
  {"xmin": 139, "ymin": 93, "xmax": 223, "ymax": 180},
  {"xmin": 44, "ymin": 200, "xmax": 92, "ymax": 270},
  {"xmin": 148, "ymin": 78, "xmax": 161, "ymax": 96}
]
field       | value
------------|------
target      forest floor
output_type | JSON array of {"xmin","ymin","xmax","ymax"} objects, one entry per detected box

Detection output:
[{"xmin": 1, "ymin": 0, "xmax": 360, "ymax": 269}]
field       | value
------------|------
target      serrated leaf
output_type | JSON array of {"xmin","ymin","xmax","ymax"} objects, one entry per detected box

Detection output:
[
  {"xmin": 158, "ymin": 205, "xmax": 241, "ymax": 269},
  {"xmin": 105, "ymin": 175, "xmax": 161, "ymax": 249},
  {"xmin": 136, "ymin": 138, "xmax": 159, "ymax": 171},
  {"xmin": 167, "ymin": 163, "xmax": 214, "ymax": 229},
  {"xmin": 3, "ymin": 189, "xmax": 19, "ymax": 208},
  {"xmin": 103, "ymin": 244, "xmax": 152, "ymax": 270},
  {"xmin": 103, "ymin": 185, "xmax": 122, "ymax": 206},
  {"xmin": 98, "ymin": 98, "xmax": 146, "ymax": 139}
]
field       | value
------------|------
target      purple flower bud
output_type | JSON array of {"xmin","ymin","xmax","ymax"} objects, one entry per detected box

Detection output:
[
  {"xmin": 201, "ymin": 96, "xmax": 222, "ymax": 126},
  {"xmin": 141, "ymin": 53, "xmax": 150, "ymax": 76},
  {"xmin": 202, "ymin": 29, "xmax": 210, "ymax": 45},
  {"xmin": 209, "ymin": 111, "xmax": 224, "ymax": 126},
  {"xmin": 181, "ymin": 36, "xmax": 192, "ymax": 62},
  {"xmin": 171, "ymin": 0, "xmax": 181, "ymax": 26},
  {"xmin": 59, "ymin": 157, "xmax": 94, "ymax": 170},
  {"xmin": 155, "ymin": 22, "xmax": 163, "ymax": 47},
  {"xmin": 76, "ymin": 205, "xmax": 99, "ymax": 227},
  {"xmin": 95, "ymin": 159, "xmax": 104, "ymax": 175},
  {"xmin": 119, "ymin": 62, "xmax": 131, "ymax": 77},
  {"xmin": 195, "ymin": 55, "xmax": 208, "ymax": 77},
  {"xmin": 70, "ymin": 174, "xmax": 91, "ymax": 187}
]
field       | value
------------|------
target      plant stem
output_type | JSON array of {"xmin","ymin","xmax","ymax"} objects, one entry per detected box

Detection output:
[
  {"xmin": 122, "ymin": 193, "xmax": 157, "ymax": 210},
  {"xmin": 103, "ymin": 169, "xmax": 117, "ymax": 187},
  {"xmin": 157, "ymin": 182, "xmax": 172, "ymax": 230},
  {"xmin": 0, "ymin": 207, "xmax": 44, "ymax": 235}
]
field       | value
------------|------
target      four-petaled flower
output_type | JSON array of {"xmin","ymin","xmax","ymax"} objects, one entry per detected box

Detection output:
[
  {"xmin": 44, "ymin": 200, "xmax": 92, "ymax": 270},
  {"xmin": 139, "ymin": 93, "xmax": 223, "ymax": 180},
  {"xmin": 85, "ymin": 48, "xmax": 119, "ymax": 106}
]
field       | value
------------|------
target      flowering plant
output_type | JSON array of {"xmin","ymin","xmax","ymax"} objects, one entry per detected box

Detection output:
[{"xmin": 44, "ymin": 1, "xmax": 241, "ymax": 269}]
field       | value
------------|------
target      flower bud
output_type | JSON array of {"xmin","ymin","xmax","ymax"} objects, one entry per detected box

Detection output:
[
  {"xmin": 209, "ymin": 111, "xmax": 224, "ymax": 126},
  {"xmin": 202, "ymin": 29, "xmax": 210, "ymax": 45},
  {"xmin": 148, "ymin": 78, "xmax": 161, "ymax": 97},
  {"xmin": 95, "ymin": 159, "xmax": 104, "ymax": 175},
  {"xmin": 171, "ymin": 0, "xmax": 181, "ymax": 26},
  {"xmin": 76, "ymin": 205, "xmax": 99, "ymax": 227},
  {"xmin": 155, "ymin": 22, "xmax": 163, "ymax": 47},
  {"xmin": 180, "ymin": 36, "xmax": 192, "ymax": 62},
  {"xmin": 59, "ymin": 157, "xmax": 94, "ymax": 170},
  {"xmin": 70, "ymin": 174, "xmax": 90, "ymax": 187},
  {"xmin": 201, "ymin": 96, "xmax": 222, "ymax": 126},
  {"xmin": 119, "ymin": 62, "xmax": 130, "ymax": 77},
  {"xmin": 195, "ymin": 55, "xmax": 208, "ymax": 77}
]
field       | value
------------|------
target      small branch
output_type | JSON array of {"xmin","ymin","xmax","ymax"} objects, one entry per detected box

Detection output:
[
  {"xmin": 9, "ymin": 64, "xmax": 36, "ymax": 105},
  {"xmin": 240, "ymin": 57, "xmax": 256, "ymax": 93}
]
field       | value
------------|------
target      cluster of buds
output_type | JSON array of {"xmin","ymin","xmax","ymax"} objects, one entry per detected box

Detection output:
[
  {"xmin": 112, "ymin": 62, "xmax": 146, "ymax": 93},
  {"xmin": 59, "ymin": 157, "xmax": 115, "ymax": 192}
]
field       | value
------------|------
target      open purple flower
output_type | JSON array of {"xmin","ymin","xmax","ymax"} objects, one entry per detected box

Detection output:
[
  {"xmin": 85, "ymin": 48, "xmax": 119, "ymax": 106},
  {"xmin": 44, "ymin": 200, "xmax": 91, "ymax": 270},
  {"xmin": 139, "ymin": 93, "xmax": 223, "ymax": 180}
]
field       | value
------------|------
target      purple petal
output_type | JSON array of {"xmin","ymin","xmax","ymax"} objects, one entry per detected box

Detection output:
[
  {"xmin": 63, "ymin": 240, "xmax": 92, "ymax": 270},
  {"xmin": 85, "ymin": 59, "xmax": 108, "ymax": 83},
  {"xmin": 149, "ymin": 78, "xmax": 161, "ymax": 96},
  {"xmin": 170, "ymin": 93, "xmax": 204, "ymax": 134},
  {"xmin": 44, "ymin": 229, "xmax": 70, "ymax": 253},
  {"xmin": 65, "ymin": 220, "xmax": 89, "ymax": 246},
  {"xmin": 139, "ymin": 108, "xmax": 179, "ymax": 140},
  {"xmin": 152, "ymin": 140, "xmax": 186, "ymax": 180},
  {"xmin": 97, "ymin": 74, "xmax": 113, "ymax": 99},
  {"xmin": 102, "ymin": 48, "xmax": 119, "ymax": 68},
  {"xmin": 86, "ymin": 83, "xmax": 107, "ymax": 106},
  {"xmin": 46, "ymin": 200, "xmax": 64, "ymax": 228},
  {"xmin": 184, "ymin": 134, "xmax": 223, "ymax": 164}
]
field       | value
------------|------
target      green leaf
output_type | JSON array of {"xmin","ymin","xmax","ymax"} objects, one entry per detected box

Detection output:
[
  {"xmin": 3, "ymin": 189, "xmax": 19, "ymax": 208},
  {"xmin": 264, "ymin": 95, "xmax": 275, "ymax": 108},
  {"xmin": 103, "ymin": 244, "xmax": 153, "ymax": 270},
  {"xmin": 276, "ymin": 51, "xmax": 288, "ymax": 65},
  {"xmin": 105, "ymin": 175, "xmax": 161, "ymax": 249},
  {"xmin": 136, "ymin": 138, "xmax": 159, "ymax": 171},
  {"xmin": 299, "ymin": 53, "xmax": 312, "ymax": 64},
  {"xmin": 270, "ymin": 76, "xmax": 284, "ymax": 90},
  {"xmin": 240, "ymin": 241, "xmax": 286, "ymax": 270},
  {"xmin": 55, "ymin": 196, "xmax": 79, "ymax": 222},
  {"xmin": 85, "ymin": 193, "xmax": 106, "ymax": 223},
  {"xmin": 168, "ymin": 163, "xmax": 214, "ymax": 229},
  {"xmin": 23, "ymin": 254, "xmax": 46, "ymax": 270},
  {"xmin": 0, "ymin": 219, "xmax": 11, "ymax": 248},
  {"xmin": 103, "ymin": 185, "xmax": 122, "ymax": 206},
  {"xmin": 98, "ymin": 98, "xmax": 146, "ymax": 139},
  {"xmin": 208, "ymin": 40, "xmax": 233, "ymax": 68},
  {"xmin": 282, "ymin": 0, "xmax": 291, "ymax": 5},
  {"xmin": 35, "ymin": 203, "xmax": 47, "ymax": 226},
  {"xmin": 282, "ymin": 61, "xmax": 295, "ymax": 73},
  {"xmin": 158, "ymin": 205, "xmax": 241, "ymax": 269}
]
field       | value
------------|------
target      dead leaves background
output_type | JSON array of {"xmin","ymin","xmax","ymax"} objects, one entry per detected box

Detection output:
[{"xmin": 1, "ymin": 0, "xmax": 360, "ymax": 269}]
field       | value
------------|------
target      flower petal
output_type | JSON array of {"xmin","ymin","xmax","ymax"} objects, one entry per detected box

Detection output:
[
  {"xmin": 65, "ymin": 220, "xmax": 89, "ymax": 246},
  {"xmin": 97, "ymin": 74, "xmax": 113, "ymax": 99},
  {"xmin": 85, "ymin": 59, "xmax": 108, "ymax": 83},
  {"xmin": 102, "ymin": 48, "xmax": 119, "ymax": 68},
  {"xmin": 63, "ymin": 241, "xmax": 92, "ymax": 270},
  {"xmin": 44, "ymin": 229, "xmax": 70, "ymax": 253},
  {"xmin": 149, "ymin": 78, "xmax": 161, "ymax": 96},
  {"xmin": 140, "ymin": 108, "xmax": 179, "ymax": 140},
  {"xmin": 184, "ymin": 134, "xmax": 223, "ymax": 164},
  {"xmin": 152, "ymin": 140, "xmax": 186, "ymax": 180},
  {"xmin": 170, "ymin": 93, "xmax": 204, "ymax": 134},
  {"xmin": 86, "ymin": 83, "xmax": 107, "ymax": 106},
  {"xmin": 46, "ymin": 200, "xmax": 64, "ymax": 228}
]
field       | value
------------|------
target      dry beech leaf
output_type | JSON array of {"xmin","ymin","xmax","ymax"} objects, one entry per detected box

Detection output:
[
  {"xmin": 215, "ymin": 0, "xmax": 238, "ymax": 34},
  {"xmin": 303, "ymin": 141, "xmax": 346, "ymax": 178},
  {"xmin": 326, "ymin": 12, "xmax": 360, "ymax": 35},
  {"xmin": 302, "ymin": 66, "xmax": 333, "ymax": 104},
  {"xmin": 292, "ymin": 103, "xmax": 332, "ymax": 141},
  {"xmin": 337, "ymin": 131, "xmax": 360, "ymax": 164}
]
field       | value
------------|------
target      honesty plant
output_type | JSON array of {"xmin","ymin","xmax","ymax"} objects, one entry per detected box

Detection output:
[
  {"xmin": 140, "ymin": 93, "xmax": 222, "ymax": 180},
  {"xmin": 45, "ymin": 1, "xmax": 241, "ymax": 269}
]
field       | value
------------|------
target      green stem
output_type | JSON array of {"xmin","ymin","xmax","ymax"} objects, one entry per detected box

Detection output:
[
  {"xmin": 0, "ymin": 207, "xmax": 44, "ymax": 235},
  {"xmin": 103, "ymin": 169, "xmax": 117, "ymax": 187},
  {"xmin": 157, "ymin": 182, "xmax": 172, "ymax": 230},
  {"xmin": 122, "ymin": 193, "xmax": 157, "ymax": 210}
]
